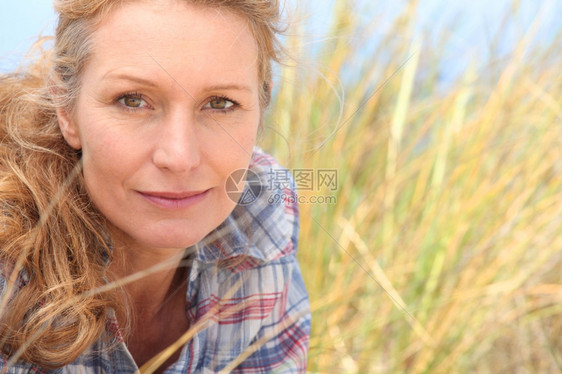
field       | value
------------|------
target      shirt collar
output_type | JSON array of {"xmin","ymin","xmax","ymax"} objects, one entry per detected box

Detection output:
[{"xmin": 193, "ymin": 149, "xmax": 297, "ymax": 268}]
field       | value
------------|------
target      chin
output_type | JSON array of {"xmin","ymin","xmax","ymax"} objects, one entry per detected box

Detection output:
[
  {"xmin": 115, "ymin": 202, "xmax": 236, "ymax": 252},
  {"xmin": 139, "ymin": 233, "xmax": 207, "ymax": 251},
  {"xmin": 138, "ymin": 221, "xmax": 220, "ymax": 251}
]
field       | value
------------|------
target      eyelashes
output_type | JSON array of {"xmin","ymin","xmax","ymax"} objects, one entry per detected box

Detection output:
[
  {"xmin": 116, "ymin": 92, "xmax": 151, "ymax": 112},
  {"xmin": 204, "ymin": 96, "xmax": 239, "ymax": 112},
  {"xmin": 114, "ymin": 92, "xmax": 240, "ymax": 114}
]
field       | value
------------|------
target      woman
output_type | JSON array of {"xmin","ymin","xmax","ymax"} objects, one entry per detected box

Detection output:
[{"xmin": 0, "ymin": 0, "xmax": 310, "ymax": 372}]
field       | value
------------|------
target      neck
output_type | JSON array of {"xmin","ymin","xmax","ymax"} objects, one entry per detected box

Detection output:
[
  {"xmin": 108, "ymin": 231, "xmax": 190, "ymax": 319},
  {"xmin": 107, "ymin": 230, "xmax": 192, "ymax": 370}
]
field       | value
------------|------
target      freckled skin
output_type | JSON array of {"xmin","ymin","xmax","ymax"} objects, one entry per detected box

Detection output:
[{"xmin": 58, "ymin": 1, "xmax": 261, "ymax": 255}]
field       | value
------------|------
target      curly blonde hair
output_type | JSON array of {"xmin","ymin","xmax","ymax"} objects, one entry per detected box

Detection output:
[{"xmin": 0, "ymin": 0, "xmax": 283, "ymax": 368}]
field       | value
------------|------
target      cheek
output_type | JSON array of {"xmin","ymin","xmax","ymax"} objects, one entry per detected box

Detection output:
[
  {"xmin": 79, "ymin": 122, "xmax": 138, "ymax": 195},
  {"xmin": 81, "ymin": 142, "xmax": 122, "ymax": 211},
  {"xmin": 203, "ymin": 114, "xmax": 259, "ymax": 166},
  {"xmin": 82, "ymin": 131, "xmax": 116, "ymax": 174},
  {"xmin": 219, "ymin": 132, "xmax": 257, "ymax": 176}
]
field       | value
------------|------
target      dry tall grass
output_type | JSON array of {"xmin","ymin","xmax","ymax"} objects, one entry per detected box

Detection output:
[{"xmin": 261, "ymin": 0, "xmax": 562, "ymax": 372}]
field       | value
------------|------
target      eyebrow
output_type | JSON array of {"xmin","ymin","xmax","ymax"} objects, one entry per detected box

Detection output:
[
  {"xmin": 102, "ymin": 72, "xmax": 158, "ymax": 87},
  {"xmin": 205, "ymin": 84, "xmax": 253, "ymax": 93},
  {"xmin": 102, "ymin": 72, "xmax": 253, "ymax": 93}
]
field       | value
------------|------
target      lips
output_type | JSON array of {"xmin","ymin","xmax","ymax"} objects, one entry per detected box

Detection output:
[{"xmin": 137, "ymin": 189, "xmax": 210, "ymax": 209}]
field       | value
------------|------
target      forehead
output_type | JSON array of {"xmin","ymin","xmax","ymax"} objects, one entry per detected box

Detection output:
[{"xmin": 84, "ymin": 1, "xmax": 259, "ymax": 88}]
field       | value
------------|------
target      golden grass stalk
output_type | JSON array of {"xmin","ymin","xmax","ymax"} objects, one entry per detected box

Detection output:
[{"xmin": 262, "ymin": 1, "xmax": 562, "ymax": 372}]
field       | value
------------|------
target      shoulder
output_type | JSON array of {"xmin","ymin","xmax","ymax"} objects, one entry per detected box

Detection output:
[
  {"xmin": 248, "ymin": 147, "xmax": 300, "ymax": 252},
  {"xmin": 0, "ymin": 260, "xmax": 30, "ymax": 303},
  {"xmin": 0, "ymin": 263, "xmax": 45, "ymax": 373}
]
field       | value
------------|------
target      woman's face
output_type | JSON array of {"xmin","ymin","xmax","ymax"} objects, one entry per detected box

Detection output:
[{"xmin": 58, "ymin": 1, "xmax": 261, "ymax": 252}]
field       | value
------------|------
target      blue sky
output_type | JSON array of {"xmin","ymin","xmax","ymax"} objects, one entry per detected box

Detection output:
[
  {"xmin": 0, "ymin": 0, "xmax": 58, "ymax": 71},
  {"xmin": 0, "ymin": 0, "xmax": 560, "ymax": 74}
]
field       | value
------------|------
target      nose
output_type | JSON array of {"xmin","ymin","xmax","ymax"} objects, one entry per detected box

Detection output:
[{"xmin": 152, "ymin": 109, "xmax": 201, "ymax": 173}]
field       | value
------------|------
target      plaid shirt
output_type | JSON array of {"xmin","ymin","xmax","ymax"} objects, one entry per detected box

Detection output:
[{"xmin": 0, "ymin": 148, "xmax": 310, "ymax": 373}]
